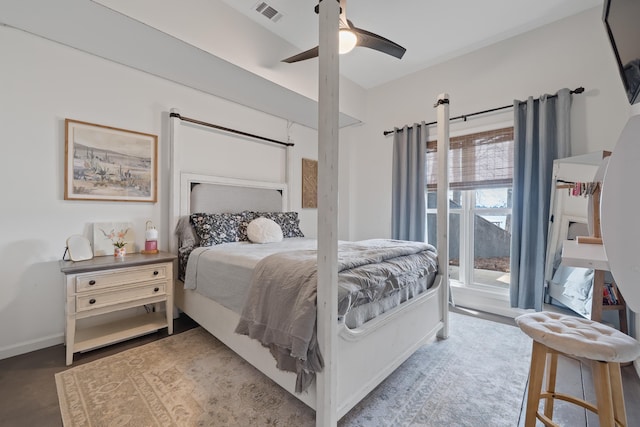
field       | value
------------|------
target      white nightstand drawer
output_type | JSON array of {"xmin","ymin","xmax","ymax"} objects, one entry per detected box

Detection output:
[
  {"xmin": 76, "ymin": 265, "xmax": 167, "ymax": 292},
  {"xmin": 76, "ymin": 282, "xmax": 166, "ymax": 312}
]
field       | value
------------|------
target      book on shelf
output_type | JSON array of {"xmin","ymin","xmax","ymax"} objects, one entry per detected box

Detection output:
[
  {"xmin": 603, "ymin": 282, "xmax": 619, "ymax": 306},
  {"xmin": 610, "ymin": 283, "xmax": 621, "ymax": 304}
]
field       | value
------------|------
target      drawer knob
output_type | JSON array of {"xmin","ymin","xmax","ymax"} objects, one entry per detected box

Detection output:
[
  {"xmin": 153, "ymin": 271, "xmax": 159, "ymax": 276},
  {"xmin": 89, "ymin": 298, "xmax": 96, "ymax": 305},
  {"xmin": 89, "ymin": 280, "xmax": 96, "ymax": 285},
  {"xmin": 154, "ymin": 287, "xmax": 159, "ymax": 292}
]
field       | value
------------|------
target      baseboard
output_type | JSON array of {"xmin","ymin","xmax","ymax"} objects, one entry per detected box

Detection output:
[
  {"xmin": 451, "ymin": 283, "xmax": 526, "ymax": 318},
  {"xmin": 0, "ymin": 333, "xmax": 64, "ymax": 361}
]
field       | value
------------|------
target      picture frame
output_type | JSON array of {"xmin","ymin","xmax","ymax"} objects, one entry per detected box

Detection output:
[
  {"xmin": 65, "ymin": 119, "xmax": 158, "ymax": 202},
  {"xmin": 302, "ymin": 158, "xmax": 318, "ymax": 209}
]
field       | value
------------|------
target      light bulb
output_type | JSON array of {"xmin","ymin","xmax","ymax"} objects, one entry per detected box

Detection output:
[{"xmin": 339, "ymin": 29, "xmax": 357, "ymax": 54}]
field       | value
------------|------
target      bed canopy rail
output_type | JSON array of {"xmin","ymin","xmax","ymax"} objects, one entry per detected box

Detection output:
[
  {"xmin": 168, "ymin": 108, "xmax": 294, "ymax": 255},
  {"xmin": 383, "ymin": 86, "xmax": 585, "ymax": 136},
  {"xmin": 169, "ymin": 111, "xmax": 294, "ymax": 147}
]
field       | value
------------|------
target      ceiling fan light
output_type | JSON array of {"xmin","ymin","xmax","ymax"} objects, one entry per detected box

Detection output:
[{"xmin": 339, "ymin": 29, "xmax": 357, "ymax": 54}]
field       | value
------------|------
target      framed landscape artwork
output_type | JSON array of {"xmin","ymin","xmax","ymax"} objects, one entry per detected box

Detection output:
[{"xmin": 64, "ymin": 119, "xmax": 158, "ymax": 202}]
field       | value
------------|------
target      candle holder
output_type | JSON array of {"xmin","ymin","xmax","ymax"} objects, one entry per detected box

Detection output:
[{"xmin": 141, "ymin": 220, "xmax": 159, "ymax": 254}]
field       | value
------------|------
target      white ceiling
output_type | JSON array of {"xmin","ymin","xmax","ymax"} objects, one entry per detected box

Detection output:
[
  {"xmin": 92, "ymin": 0, "xmax": 603, "ymax": 90},
  {"xmin": 0, "ymin": 0, "xmax": 605, "ymax": 129},
  {"xmin": 219, "ymin": 0, "xmax": 603, "ymax": 88}
]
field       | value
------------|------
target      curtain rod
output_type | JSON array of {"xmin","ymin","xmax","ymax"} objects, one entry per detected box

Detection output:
[
  {"xmin": 383, "ymin": 87, "xmax": 585, "ymax": 136},
  {"xmin": 169, "ymin": 112, "xmax": 294, "ymax": 147}
]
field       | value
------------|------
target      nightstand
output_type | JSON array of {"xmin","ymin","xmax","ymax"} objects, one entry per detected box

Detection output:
[{"xmin": 60, "ymin": 252, "xmax": 177, "ymax": 365}]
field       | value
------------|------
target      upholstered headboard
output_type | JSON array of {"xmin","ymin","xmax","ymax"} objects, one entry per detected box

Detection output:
[
  {"xmin": 190, "ymin": 182, "xmax": 283, "ymax": 214},
  {"xmin": 169, "ymin": 173, "xmax": 288, "ymax": 252}
]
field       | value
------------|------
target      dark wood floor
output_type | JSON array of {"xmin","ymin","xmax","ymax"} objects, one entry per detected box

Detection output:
[
  {"xmin": 453, "ymin": 306, "xmax": 640, "ymax": 427},
  {"xmin": 0, "ymin": 315, "xmax": 199, "ymax": 427},
  {"xmin": 0, "ymin": 310, "xmax": 638, "ymax": 426}
]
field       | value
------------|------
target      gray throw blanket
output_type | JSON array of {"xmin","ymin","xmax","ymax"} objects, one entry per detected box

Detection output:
[{"xmin": 235, "ymin": 239, "xmax": 437, "ymax": 392}]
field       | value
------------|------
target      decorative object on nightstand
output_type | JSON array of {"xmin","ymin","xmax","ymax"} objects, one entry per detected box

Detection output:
[
  {"xmin": 94, "ymin": 222, "xmax": 134, "ymax": 256},
  {"xmin": 60, "ymin": 252, "xmax": 177, "ymax": 365},
  {"xmin": 141, "ymin": 220, "xmax": 159, "ymax": 254},
  {"xmin": 65, "ymin": 235, "xmax": 94, "ymax": 261},
  {"xmin": 113, "ymin": 240, "xmax": 126, "ymax": 257}
]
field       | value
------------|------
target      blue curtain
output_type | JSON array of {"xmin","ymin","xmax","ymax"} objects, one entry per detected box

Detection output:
[
  {"xmin": 392, "ymin": 122, "xmax": 427, "ymax": 242},
  {"xmin": 510, "ymin": 89, "xmax": 571, "ymax": 310}
]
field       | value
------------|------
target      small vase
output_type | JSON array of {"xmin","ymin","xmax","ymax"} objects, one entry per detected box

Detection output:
[{"xmin": 114, "ymin": 247, "xmax": 126, "ymax": 257}]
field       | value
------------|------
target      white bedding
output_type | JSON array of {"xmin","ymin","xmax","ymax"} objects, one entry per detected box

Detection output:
[
  {"xmin": 183, "ymin": 237, "xmax": 438, "ymax": 328},
  {"xmin": 184, "ymin": 238, "xmax": 317, "ymax": 312}
]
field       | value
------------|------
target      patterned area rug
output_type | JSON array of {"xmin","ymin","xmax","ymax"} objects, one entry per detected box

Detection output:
[{"xmin": 56, "ymin": 312, "xmax": 532, "ymax": 426}]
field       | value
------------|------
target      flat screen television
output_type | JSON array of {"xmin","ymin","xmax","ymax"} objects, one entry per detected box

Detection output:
[{"xmin": 603, "ymin": 0, "xmax": 640, "ymax": 104}]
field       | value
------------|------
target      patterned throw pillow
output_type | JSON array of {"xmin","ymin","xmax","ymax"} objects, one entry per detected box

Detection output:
[
  {"xmin": 177, "ymin": 244, "xmax": 195, "ymax": 281},
  {"xmin": 189, "ymin": 213, "xmax": 239, "ymax": 246},
  {"xmin": 257, "ymin": 211, "xmax": 305, "ymax": 238},
  {"xmin": 237, "ymin": 211, "xmax": 258, "ymax": 242}
]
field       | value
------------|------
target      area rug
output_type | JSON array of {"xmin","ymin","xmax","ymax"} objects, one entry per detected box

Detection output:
[{"xmin": 56, "ymin": 312, "xmax": 532, "ymax": 426}]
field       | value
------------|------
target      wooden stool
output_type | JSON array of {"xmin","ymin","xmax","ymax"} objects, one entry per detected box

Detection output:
[{"xmin": 516, "ymin": 311, "xmax": 640, "ymax": 427}]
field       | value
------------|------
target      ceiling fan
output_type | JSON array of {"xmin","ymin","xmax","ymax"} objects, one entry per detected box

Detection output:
[{"xmin": 282, "ymin": 0, "xmax": 406, "ymax": 63}]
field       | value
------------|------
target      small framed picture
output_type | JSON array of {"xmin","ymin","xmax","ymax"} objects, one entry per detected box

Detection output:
[{"xmin": 64, "ymin": 119, "xmax": 158, "ymax": 202}]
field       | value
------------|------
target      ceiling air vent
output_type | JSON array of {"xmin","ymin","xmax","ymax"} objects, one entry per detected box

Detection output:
[{"xmin": 254, "ymin": 2, "xmax": 283, "ymax": 23}]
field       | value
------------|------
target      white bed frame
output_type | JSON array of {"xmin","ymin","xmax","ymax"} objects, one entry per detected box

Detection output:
[
  {"xmin": 168, "ymin": 3, "xmax": 450, "ymax": 423},
  {"xmin": 170, "ymin": 172, "xmax": 447, "ymax": 418}
]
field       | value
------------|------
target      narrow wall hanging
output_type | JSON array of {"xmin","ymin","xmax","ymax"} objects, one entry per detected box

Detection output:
[{"xmin": 302, "ymin": 158, "xmax": 318, "ymax": 208}]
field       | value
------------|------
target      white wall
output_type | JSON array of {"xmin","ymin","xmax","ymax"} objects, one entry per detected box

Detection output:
[
  {"xmin": 0, "ymin": 0, "xmax": 366, "ymax": 130},
  {"xmin": 2, "ymin": 6, "xmax": 635, "ymax": 359},
  {"xmin": 0, "ymin": 26, "xmax": 321, "ymax": 359},
  {"xmin": 347, "ymin": 7, "xmax": 632, "ymax": 240}
]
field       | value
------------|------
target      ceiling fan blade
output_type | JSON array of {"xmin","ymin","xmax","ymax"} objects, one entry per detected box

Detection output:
[
  {"xmin": 350, "ymin": 23, "xmax": 406, "ymax": 59},
  {"xmin": 339, "ymin": 0, "xmax": 348, "ymax": 28},
  {"xmin": 281, "ymin": 46, "xmax": 319, "ymax": 63}
]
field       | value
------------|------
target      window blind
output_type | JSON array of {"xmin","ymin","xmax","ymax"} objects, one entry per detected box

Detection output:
[{"xmin": 426, "ymin": 127, "xmax": 514, "ymax": 190}]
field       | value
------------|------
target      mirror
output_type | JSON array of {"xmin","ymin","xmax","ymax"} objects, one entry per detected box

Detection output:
[
  {"xmin": 544, "ymin": 152, "xmax": 609, "ymax": 317},
  {"xmin": 66, "ymin": 235, "xmax": 93, "ymax": 262}
]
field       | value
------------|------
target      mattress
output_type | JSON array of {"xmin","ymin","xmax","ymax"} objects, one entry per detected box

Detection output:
[
  {"xmin": 183, "ymin": 238, "xmax": 438, "ymax": 328},
  {"xmin": 184, "ymin": 238, "xmax": 317, "ymax": 312}
]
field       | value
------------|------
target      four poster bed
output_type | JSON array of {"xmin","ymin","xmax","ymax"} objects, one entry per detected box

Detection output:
[
  {"xmin": 168, "ymin": 4, "xmax": 450, "ymax": 420},
  {"xmin": 168, "ymin": 94, "xmax": 450, "ymax": 419}
]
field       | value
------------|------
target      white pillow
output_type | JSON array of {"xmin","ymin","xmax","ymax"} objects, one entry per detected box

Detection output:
[{"xmin": 247, "ymin": 217, "xmax": 283, "ymax": 244}]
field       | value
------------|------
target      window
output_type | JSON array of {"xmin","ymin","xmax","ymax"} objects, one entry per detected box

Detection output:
[{"xmin": 426, "ymin": 127, "xmax": 513, "ymax": 289}]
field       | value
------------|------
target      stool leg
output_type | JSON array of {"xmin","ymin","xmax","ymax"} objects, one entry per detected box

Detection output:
[
  {"xmin": 525, "ymin": 341, "xmax": 547, "ymax": 427},
  {"xmin": 609, "ymin": 362, "xmax": 628, "ymax": 427},
  {"xmin": 543, "ymin": 351, "xmax": 558, "ymax": 420},
  {"xmin": 592, "ymin": 361, "xmax": 616, "ymax": 427}
]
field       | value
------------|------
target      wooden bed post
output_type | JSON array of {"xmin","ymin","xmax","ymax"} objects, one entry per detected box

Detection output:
[
  {"xmin": 169, "ymin": 108, "xmax": 182, "ymax": 255},
  {"xmin": 436, "ymin": 94, "xmax": 450, "ymax": 339},
  {"xmin": 316, "ymin": 0, "xmax": 340, "ymax": 426},
  {"xmin": 285, "ymin": 145, "xmax": 293, "ymax": 211}
]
